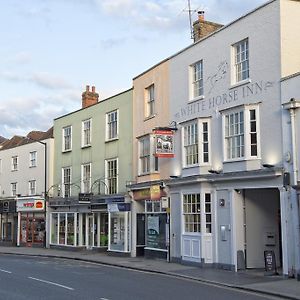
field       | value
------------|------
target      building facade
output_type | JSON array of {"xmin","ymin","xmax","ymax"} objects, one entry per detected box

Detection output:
[
  {"xmin": 0, "ymin": 129, "xmax": 54, "ymax": 247},
  {"xmin": 167, "ymin": 0, "xmax": 300, "ymax": 278},
  {"xmin": 49, "ymin": 86, "xmax": 133, "ymax": 254}
]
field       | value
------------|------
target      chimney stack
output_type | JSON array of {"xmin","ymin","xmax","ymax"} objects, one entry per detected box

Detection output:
[
  {"xmin": 82, "ymin": 85, "xmax": 99, "ymax": 108},
  {"xmin": 192, "ymin": 11, "xmax": 223, "ymax": 42}
]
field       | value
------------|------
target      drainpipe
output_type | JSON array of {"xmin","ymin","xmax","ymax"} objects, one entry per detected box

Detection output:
[{"xmin": 283, "ymin": 98, "xmax": 300, "ymax": 279}]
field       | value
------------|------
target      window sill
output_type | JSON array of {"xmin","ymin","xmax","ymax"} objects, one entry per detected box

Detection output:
[
  {"xmin": 105, "ymin": 137, "xmax": 119, "ymax": 143},
  {"xmin": 81, "ymin": 145, "xmax": 91, "ymax": 149},
  {"xmin": 182, "ymin": 164, "xmax": 200, "ymax": 169},
  {"xmin": 144, "ymin": 114, "xmax": 156, "ymax": 122},
  {"xmin": 223, "ymin": 156, "xmax": 260, "ymax": 163},
  {"xmin": 137, "ymin": 171, "xmax": 159, "ymax": 177},
  {"xmin": 189, "ymin": 95, "xmax": 205, "ymax": 103},
  {"xmin": 62, "ymin": 149, "xmax": 72, "ymax": 153},
  {"xmin": 230, "ymin": 78, "xmax": 251, "ymax": 90}
]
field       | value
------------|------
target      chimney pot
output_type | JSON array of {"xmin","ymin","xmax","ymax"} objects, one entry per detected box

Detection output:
[
  {"xmin": 82, "ymin": 85, "xmax": 99, "ymax": 108},
  {"xmin": 198, "ymin": 10, "xmax": 205, "ymax": 21}
]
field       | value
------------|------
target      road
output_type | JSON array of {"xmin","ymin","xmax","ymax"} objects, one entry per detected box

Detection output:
[{"xmin": 0, "ymin": 254, "xmax": 282, "ymax": 300}]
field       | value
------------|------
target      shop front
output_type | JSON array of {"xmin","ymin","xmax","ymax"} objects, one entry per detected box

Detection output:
[
  {"xmin": 16, "ymin": 197, "xmax": 45, "ymax": 247},
  {"xmin": 48, "ymin": 194, "xmax": 131, "ymax": 254},
  {"xmin": 132, "ymin": 184, "xmax": 169, "ymax": 259},
  {"xmin": 107, "ymin": 202, "xmax": 131, "ymax": 253},
  {"xmin": 0, "ymin": 199, "xmax": 17, "ymax": 246}
]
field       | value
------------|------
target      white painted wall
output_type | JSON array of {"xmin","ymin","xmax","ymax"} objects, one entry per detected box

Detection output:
[{"xmin": 0, "ymin": 138, "xmax": 54, "ymax": 198}]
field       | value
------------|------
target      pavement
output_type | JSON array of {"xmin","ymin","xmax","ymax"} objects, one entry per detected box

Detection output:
[{"xmin": 0, "ymin": 246, "xmax": 299, "ymax": 299}]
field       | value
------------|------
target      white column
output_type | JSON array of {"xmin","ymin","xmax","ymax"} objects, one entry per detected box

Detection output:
[
  {"xmin": 124, "ymin": 212, "xmax": 128, "ymax": 252},
  {"xmin": 17, "ymin": 212, "xmax": 21, "ymax": 246},
  {"xmin": 280, "ymin": 188, "xmax": 290, "ymax": 276},
  {"xmin": 108, "ymin": 212, "xmax": 111, "ymax": 251},
  {"xmin": 230, "ymin": 189, "xmax": 237, "ymax": 271}
]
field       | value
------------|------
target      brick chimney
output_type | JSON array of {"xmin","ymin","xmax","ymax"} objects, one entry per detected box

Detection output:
[
  {"xmin": 82, "ymin": 85, "xmax": 99, "ymax": 108},
  {"xmin": 193, "ymin": 11, "xmax": 223, "ymax": 42}
]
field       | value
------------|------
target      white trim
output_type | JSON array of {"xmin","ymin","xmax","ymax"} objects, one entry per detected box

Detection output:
[
  {"xmin": 62, "ymin": 125, "xmax": 72, "ymax": 152},
  {"xmin": 81, "ymin": 118, "xmax": 92, "ymax": 148}
]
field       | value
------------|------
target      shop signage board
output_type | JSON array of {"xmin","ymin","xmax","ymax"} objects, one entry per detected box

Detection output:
[
  {"xmin": 16, "ymin": 197, "xmax": 45, "ymax": 212},
  {"xmin": 108, "ymin": 203, "xmax": 131, "ymax": 212},
  {"xmin": 264, "ymin": 250, "xmax": 277, "ymax": 275},
  {"xmin": 133, "ymin": 185, "xmax": 164, "ymax": 201},
  {"xmin": 79, "ymin": 193, "xmax": 93, "ymax": 203},
  {"xmin": 154, "ymin": 130, "xmax": 174, "ymax": 158}
]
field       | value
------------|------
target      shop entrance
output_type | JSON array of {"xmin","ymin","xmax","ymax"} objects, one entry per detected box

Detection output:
[
  {"xmin": 20, "ymin": 213, "xmax": 45, "ymax": 247},
  {"xmin": 243, "ymin": 188, "xmax": 281, "ymax": 269}
]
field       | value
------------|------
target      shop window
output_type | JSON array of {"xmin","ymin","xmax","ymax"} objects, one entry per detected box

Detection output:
[
  {"xmin": 51, "ymin": 213, "xmax": 58, "ymax": 244},
  {"xmin": 144, "ymin": 199, "xmax": 167, "ymax": 250},
  {"xmin": 59, "ymin": 214, "xmax": 66, "ymax": 245},
  {"xmin": 183, "ymin": 194, "xmax": 201, "ymax": 233},
  {"xmin": 205, "ymin": 193, "xmax": 212, "ymax": 233},
  {"xmin": 67, "ymin": 213, "xmax": 75, "ymax": 245}
]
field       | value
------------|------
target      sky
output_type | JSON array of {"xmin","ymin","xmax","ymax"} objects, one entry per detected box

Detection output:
[{"xmin": 0, "ymin": 0, "xmax": 266, "ymax": 138}]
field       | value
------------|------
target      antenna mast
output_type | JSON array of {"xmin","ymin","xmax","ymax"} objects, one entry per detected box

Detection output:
[{"xmin": 188, "ymin": 0, "xmax": 193, "ymax": 39}]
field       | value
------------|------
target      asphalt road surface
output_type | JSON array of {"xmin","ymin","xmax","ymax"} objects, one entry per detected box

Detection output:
[{"xmin": 0, "ymin": 254, "xmax": 282, "ymax": 300}]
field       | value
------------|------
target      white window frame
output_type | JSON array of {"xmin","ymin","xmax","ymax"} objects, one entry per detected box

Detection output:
[
  {"xmin": 29, "ymin": 180, "xmax": 36, "ymax": 196},
  {"xmin": 182, "ymin": 192, "xmax": 213, "ymax": 235},
  {"xmin": 11, "ymin": 156, "xmax": 18, "ymax": 171},
  {"xmin": 222, "ymin": 105, "xmax": 260, "ymax": 162},
  {"xmin": 81, "ymin": 163, "xmax": 91, "ymax": 193},
  {"xmin": 106, "ymin": 110, "xmax": 119, "ymax": 141},
  {"xmin": 11, "ymin": 182, "xmax": 17, "ymax": 197},
  {"xmin": 182, "ymin": 193, "xmax": 201, "ymax": 234},
  {"xmin": 29, "ymin": 151, "xmax": 37, "ymax": 167},
  {"xmin": 233, "ymin": 38, "xmax": 249, "ymax": 84},
  {"xmin": 62, "ymin": 167, "xmax": 72, "ymax": 198},
  {"xmin": 182, "ymin": 118, "xmax": 211, "ymax": 168},
  {"xmin": 105, "ymin": 158, "xmax": 118, "ymax": 195},
  {"xmin": 145, "ymin": 84, "xmax": 155, "ymax": 118},
  {"xmin": 62, "ymin": 126, "xmax": 72, "ymax": 152},
  {"xmin": 82, "ymin": 119, "xmax": 92, "ymax": 147},
  {"xmin": 190, "ymin": 60, "xmax": 204, "ymax": 100}
]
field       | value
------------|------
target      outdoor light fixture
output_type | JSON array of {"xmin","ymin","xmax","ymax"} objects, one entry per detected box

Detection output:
[
  {"xmin": 170, "ymin": 175, "xmax": 179, "ymax": 179},
  {"xmin": 208, "ymin": 169, "xmax": 222, "ymax": 174},
  {"xmin": 262, "ymin": 163, "xmax": 275, "ymax": 168}
]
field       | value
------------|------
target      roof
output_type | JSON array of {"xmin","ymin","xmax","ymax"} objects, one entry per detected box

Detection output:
[{"xmin": 0, "ymin": 127, "xmax": 53, "ymax": 151}]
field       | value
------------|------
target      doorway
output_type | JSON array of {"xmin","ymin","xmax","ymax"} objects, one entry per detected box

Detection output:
[{"xmin": 243, "ymin": 189, "xmax": 281, "ymax": 269}]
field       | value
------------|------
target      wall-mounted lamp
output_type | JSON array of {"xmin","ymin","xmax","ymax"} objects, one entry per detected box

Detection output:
[
  {"xmin": 170, "ymin": 175, "xmax": 179, "ymax": 179},
  {"xmin": 262, "ymin": 163, "xmax": 275, "ymax": 168},
  {"xmin": 208, "ymin": 169, "xmax": 222, "ymax": 174}
]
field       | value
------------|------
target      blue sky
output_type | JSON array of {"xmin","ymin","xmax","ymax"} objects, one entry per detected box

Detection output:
[{"xmin": 0, "ymin": 0, "xmax": 265, "ymax": 138}]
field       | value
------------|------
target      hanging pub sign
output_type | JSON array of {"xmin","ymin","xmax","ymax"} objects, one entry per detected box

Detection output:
[{"xmin": 154, "ymin": 129, "xmax": 174, "ymax": 158}]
